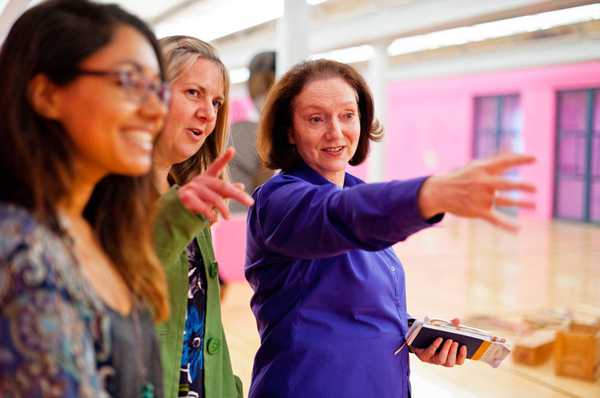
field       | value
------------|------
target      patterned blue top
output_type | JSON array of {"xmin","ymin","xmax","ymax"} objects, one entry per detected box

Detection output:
[
  {"xmin": 245, "ymin": 162, "xmax": 441, "ymax": 398},
  {"xmin": 179, "ymin": 239, "xmax": 207, "ymax": 398},
  {"xmin": 0, "ymin": 203, "xmax": 111, "ymax": 397}
]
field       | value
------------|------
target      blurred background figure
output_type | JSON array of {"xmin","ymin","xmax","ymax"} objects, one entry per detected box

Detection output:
[{"xmin": 228, "ymin": 51, "xmax": 276, "ymax": 213}]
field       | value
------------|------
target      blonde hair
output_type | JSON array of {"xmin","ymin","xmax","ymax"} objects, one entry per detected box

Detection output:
[{"xmin": 159, "ymin": 35, "xmax": 231, "ymax": 184}]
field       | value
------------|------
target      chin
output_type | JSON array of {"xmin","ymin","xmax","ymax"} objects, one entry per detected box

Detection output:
[{"xmin": 113, "ymin": 160, "xmax": 152, "ymax": 176}]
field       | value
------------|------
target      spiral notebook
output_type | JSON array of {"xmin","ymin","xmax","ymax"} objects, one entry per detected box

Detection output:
[{"xmin": 398, "ymin": 317, "xmax": 511, "ymax": 368}]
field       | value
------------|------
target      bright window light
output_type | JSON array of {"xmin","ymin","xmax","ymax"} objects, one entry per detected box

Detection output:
[
  {"xmin": 307, "ymin": 0, "xmax": 329, "ymax": 5},
  {"xmin": 388, "ymin": 4, "xmax": 600, "ymax": 56},
  {"xmin": 310, "ymin": 45, "xmax": 375, "ymax": 64},
  {"xmin": 230, "ymin": 67, "xmax": 250, "ymax": 84}
]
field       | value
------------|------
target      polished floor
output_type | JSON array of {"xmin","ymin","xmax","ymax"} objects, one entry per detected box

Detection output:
[{"xmin": 221, "ymin": 217, "xmax": 600, "ymax": 397}]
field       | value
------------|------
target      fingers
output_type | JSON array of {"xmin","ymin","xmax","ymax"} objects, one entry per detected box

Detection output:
[
  {"xmin": 443, "ymin": 342, "xmax": 459, "ymax": 367},
  {"xmin": 223, "ymin": 182, "xmax": 254, "ymax": 207},
  {"xmin": 480, "ymin": 210, "xmax": 519, "ymax": 233},
  {"xmin": 456, "ymin": 345, "xmax": 467, "ymax": 365},
  {"xmin": 205, "ymin": 147, "xmax": 236, "ymax": 177},
  {"xmin": 450, "ymin": 318, "xmax": 460, "ymax": 327},
  {"xmin": 482, "ymin": 153, "xmax": 536, "ymax": 174},
  {"xmin": 192, "ymin": 183, "xmax": 231, "ymax": 220},
  {"xmin": 436, "ymin": 339, "xmax": 453, "ymax": 365},
  {"xmin": 178, "ymin": 189, "xmax": 219, "ymax": 224},
  {"xmin": 415, "ymin": 337, "xmax": 443, "ymax": 362},
  {"xmin": 494, "ymin": 196, "xmax": 536, "ymax": 209},
  {"xmin": 486, "ymin": 177, "xmax": 536, "ymax": 193},
  {"xmin": 189, "ymin": 176, "xmax": 254, "ymax": 207}
]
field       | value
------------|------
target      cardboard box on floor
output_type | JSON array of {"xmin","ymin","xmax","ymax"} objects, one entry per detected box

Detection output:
[{"xmin": 554, "ymin": 320, "xmax": 600, "ymax": 381}]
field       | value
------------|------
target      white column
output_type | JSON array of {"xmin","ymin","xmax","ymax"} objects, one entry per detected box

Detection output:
[
  {"xmin": 367, "ymin": 42, "xmax": 388, "ymax": 182},
  {"xmin": 276, "ymin": 0, "xmax": 309, "ymax": 77},
  {"xmin": 0, "ymin": 0, "xmax": 34, "ymax": 43}
]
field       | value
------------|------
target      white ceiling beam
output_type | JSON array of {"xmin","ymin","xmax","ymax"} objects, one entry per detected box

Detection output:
[
  {"xmin": 386, "ymin": 33, "xmax": 600, "ymax": 82},
  {"xmin": 213, "ymin": 0, "xmax": 597, "ymax": 69}
]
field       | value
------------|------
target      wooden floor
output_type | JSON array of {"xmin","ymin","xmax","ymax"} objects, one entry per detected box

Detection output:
[{"xmin": 220, "ymin": 217, "xmax": 600, "ymax": 397}]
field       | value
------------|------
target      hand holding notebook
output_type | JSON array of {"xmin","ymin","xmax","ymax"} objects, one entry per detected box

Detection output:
[{"xmin": 396, "ymin": 317, "xmax": 511, "ymax": 368}]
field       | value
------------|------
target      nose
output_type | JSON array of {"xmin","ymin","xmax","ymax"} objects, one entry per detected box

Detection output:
[
  {"xmin": 325, "ymin": 118, "xmax": 343, "ymax": 140},
  {"xmin": 139, "ymin": 90, "xmax": 167, "ymax": 124},
  {"xmin": 195, "ymin": 97, "xmax": 217, "ymax": 123}
]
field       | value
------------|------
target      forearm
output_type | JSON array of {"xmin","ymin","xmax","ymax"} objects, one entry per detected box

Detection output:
[{"xmin": 154, "ymin": 187, "xmax": 208, "ymax": 267}]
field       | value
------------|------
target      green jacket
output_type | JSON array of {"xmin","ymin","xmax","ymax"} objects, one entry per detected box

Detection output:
[{"xmin": 154, "ymin": 188, "xmax": 243, "ymax": 398}]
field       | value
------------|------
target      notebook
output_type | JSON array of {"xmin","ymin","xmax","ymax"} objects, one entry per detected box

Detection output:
[{"xmin": 401, "ymin": 317, "xmax": 511, "ymax": 368}]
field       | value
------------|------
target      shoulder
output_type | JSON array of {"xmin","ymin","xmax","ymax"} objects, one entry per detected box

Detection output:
[
  {"xmin": 254, "ymin": 171, "xmax": 318, "ymax": 203},
  {"xmin": 0, "ymin": 202, "xmax": 44, "ymax": 258},
  {"xmin": 0, "ymin": 203, "xmax": 94, "ymax": 309}
]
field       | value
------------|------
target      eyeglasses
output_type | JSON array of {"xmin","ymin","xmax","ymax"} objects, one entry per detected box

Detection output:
[{"xmin": 75, "ymin": 68, "xmax": 171, "ymax": 106}]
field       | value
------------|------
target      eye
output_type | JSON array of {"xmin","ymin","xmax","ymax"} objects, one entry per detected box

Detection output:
[
  {"xmin": 185, "ymin": 88, "xmax": 200, "ymax": 98},
  {"xmin": 308, "ymin": 115, "xmax": 324, "ymax": 124},
  {"xmin": 212, "ymin": 99, "xmax": 223, "ymax": 109},
  {"xmin": 115, "ymin": 70, "xmax": 137, "ymax": 87},
  {"xmin": 343, "ymin": 112, "xmax": 356, "ymax": 120}
]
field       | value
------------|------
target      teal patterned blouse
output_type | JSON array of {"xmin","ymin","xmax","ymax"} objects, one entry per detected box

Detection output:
[{"xmin": 0, "ymin": 203, "xmax": 111, "ymax": 397}]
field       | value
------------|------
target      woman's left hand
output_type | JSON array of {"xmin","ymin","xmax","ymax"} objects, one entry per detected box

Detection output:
[{"xmin": 412, "ymin": 318, "xmax": 468, "ymax": 367}]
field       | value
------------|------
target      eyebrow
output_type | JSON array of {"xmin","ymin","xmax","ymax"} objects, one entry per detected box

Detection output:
[
  {"xmin": 300, "ymin": 101, "xmax": 358, "ymax": 110},
  {"xmin": 114, "ymin": 60, "xmax": 161, "ymax": 79},
  {"xmin": 181, "ymin": 81, "xmax": 225, "ymax": 100}
]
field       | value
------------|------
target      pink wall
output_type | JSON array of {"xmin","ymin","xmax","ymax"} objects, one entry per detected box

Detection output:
[{"xmin": 386, "ymin": 61, "xmax": 600, "ymax": 220}]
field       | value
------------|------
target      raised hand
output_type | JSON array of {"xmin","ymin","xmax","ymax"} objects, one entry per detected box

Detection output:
[
  {"xmin": 178, "ymin": 147, "xmax": 255, "ymax": 223},
  {"xmin": 418, "ymin": 153, "xmax": 536, "ymax": 232}
]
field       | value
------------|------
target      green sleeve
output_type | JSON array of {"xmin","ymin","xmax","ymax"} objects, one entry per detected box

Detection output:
[
  {"xmin": 153, "ymin": 187, "xmax": 209, "ymax": 268},
  {"xmin": 234, "ymin": 375, "xmax": 243, "ymax": 398}
]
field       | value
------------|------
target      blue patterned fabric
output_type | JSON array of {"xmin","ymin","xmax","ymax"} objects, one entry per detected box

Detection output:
[
  {"xmin": 178, "ymin": 239, "xmax": 207, "ymax": 398},
  {"xmin": 0, "ymin": 203, "xmax": 111, "ymax": 398}
]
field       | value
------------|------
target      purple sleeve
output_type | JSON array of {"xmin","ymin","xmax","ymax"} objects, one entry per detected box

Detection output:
[{"xmin": 252, "ymin": 176, "xmax": 442, "ymax": 259}]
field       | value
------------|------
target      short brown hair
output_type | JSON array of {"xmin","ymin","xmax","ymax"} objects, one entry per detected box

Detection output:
[
  {"xmin": 258, "ymin": 59, "xmax": 383, "ymax": 171},
  {"xmin": 159, "ymin": 36, "xmax": 231, "ymax": 185}
]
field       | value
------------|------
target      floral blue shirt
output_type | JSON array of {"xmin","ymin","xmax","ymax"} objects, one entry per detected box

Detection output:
[
  {"xmin": 0, "ymin": 203, "xmax": 111, "ymax": 397},
  {"xmin": 179, "ymin": 239, "xmax": 207, "ymax": 398}
]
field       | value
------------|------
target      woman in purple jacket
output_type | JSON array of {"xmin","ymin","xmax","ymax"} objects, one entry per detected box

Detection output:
[{"xmin": 245, "ymin": 59, "xmax": 535, "ymax": 397}]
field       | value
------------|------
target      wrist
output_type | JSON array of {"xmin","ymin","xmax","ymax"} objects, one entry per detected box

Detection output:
[{"xmin": 419, "ymin": 176, "xmax": 443, "ymax": 219}]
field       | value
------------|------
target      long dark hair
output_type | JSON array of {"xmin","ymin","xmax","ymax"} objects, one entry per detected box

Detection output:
[{"xmin": 0, "ymin": 0, "xmax": 168, "ymax": 321}]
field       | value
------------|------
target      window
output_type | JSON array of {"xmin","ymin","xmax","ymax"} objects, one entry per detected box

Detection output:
[
  {"xmin": 555, "ymin": 89, "xmax": 600, "ymax": 223},
  {"xmin": 473, "ymin": 95, "xmax": 522, "ymax": 159}
]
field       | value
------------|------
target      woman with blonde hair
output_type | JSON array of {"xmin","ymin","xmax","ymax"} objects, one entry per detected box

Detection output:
[{"xmin": 153, "ymin": 35, "xmax": 253, "ymax": 398}]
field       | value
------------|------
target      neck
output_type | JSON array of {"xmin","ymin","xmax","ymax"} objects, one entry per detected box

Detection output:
[
  {"xmin": 57, "ymin": 162, "xmax": 104, "ymax": 220},
  {"xmin": 153, "ymin": 151, "xmax": 173, "ymax": 194},
  {"xmin": 326, "ymin": 171, "xmax": 345, "ymax": 188}
]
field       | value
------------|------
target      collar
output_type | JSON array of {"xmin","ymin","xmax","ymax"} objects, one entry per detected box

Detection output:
[{"xmin": 284, "ymin": 160, "xmax": 363, "ymax": 189}]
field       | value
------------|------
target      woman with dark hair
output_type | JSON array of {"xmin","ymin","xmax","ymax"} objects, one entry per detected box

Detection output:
[
  {"xmin": 152, "ymin": 36, "xmax": 252, "ymax": 398},
  {"xmin": 246, "ymin": 59, "xmax": 536, "ymax": 397},
  {"xmin": 0, "ymin": 0, "xmax": 169, "ymax": 396}
]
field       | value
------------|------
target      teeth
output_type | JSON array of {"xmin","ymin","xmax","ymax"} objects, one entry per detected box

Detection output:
[
  {"xmin": 323, "ymin": 146, "xmax": 343, "ymax": 152},
  {"xmin": 190, "ymin": 129, "xmax": 202, "ymax": 136},
  {"xmin": 128, "ymin": 132, "xmax": 153, "ymax": 151}
]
